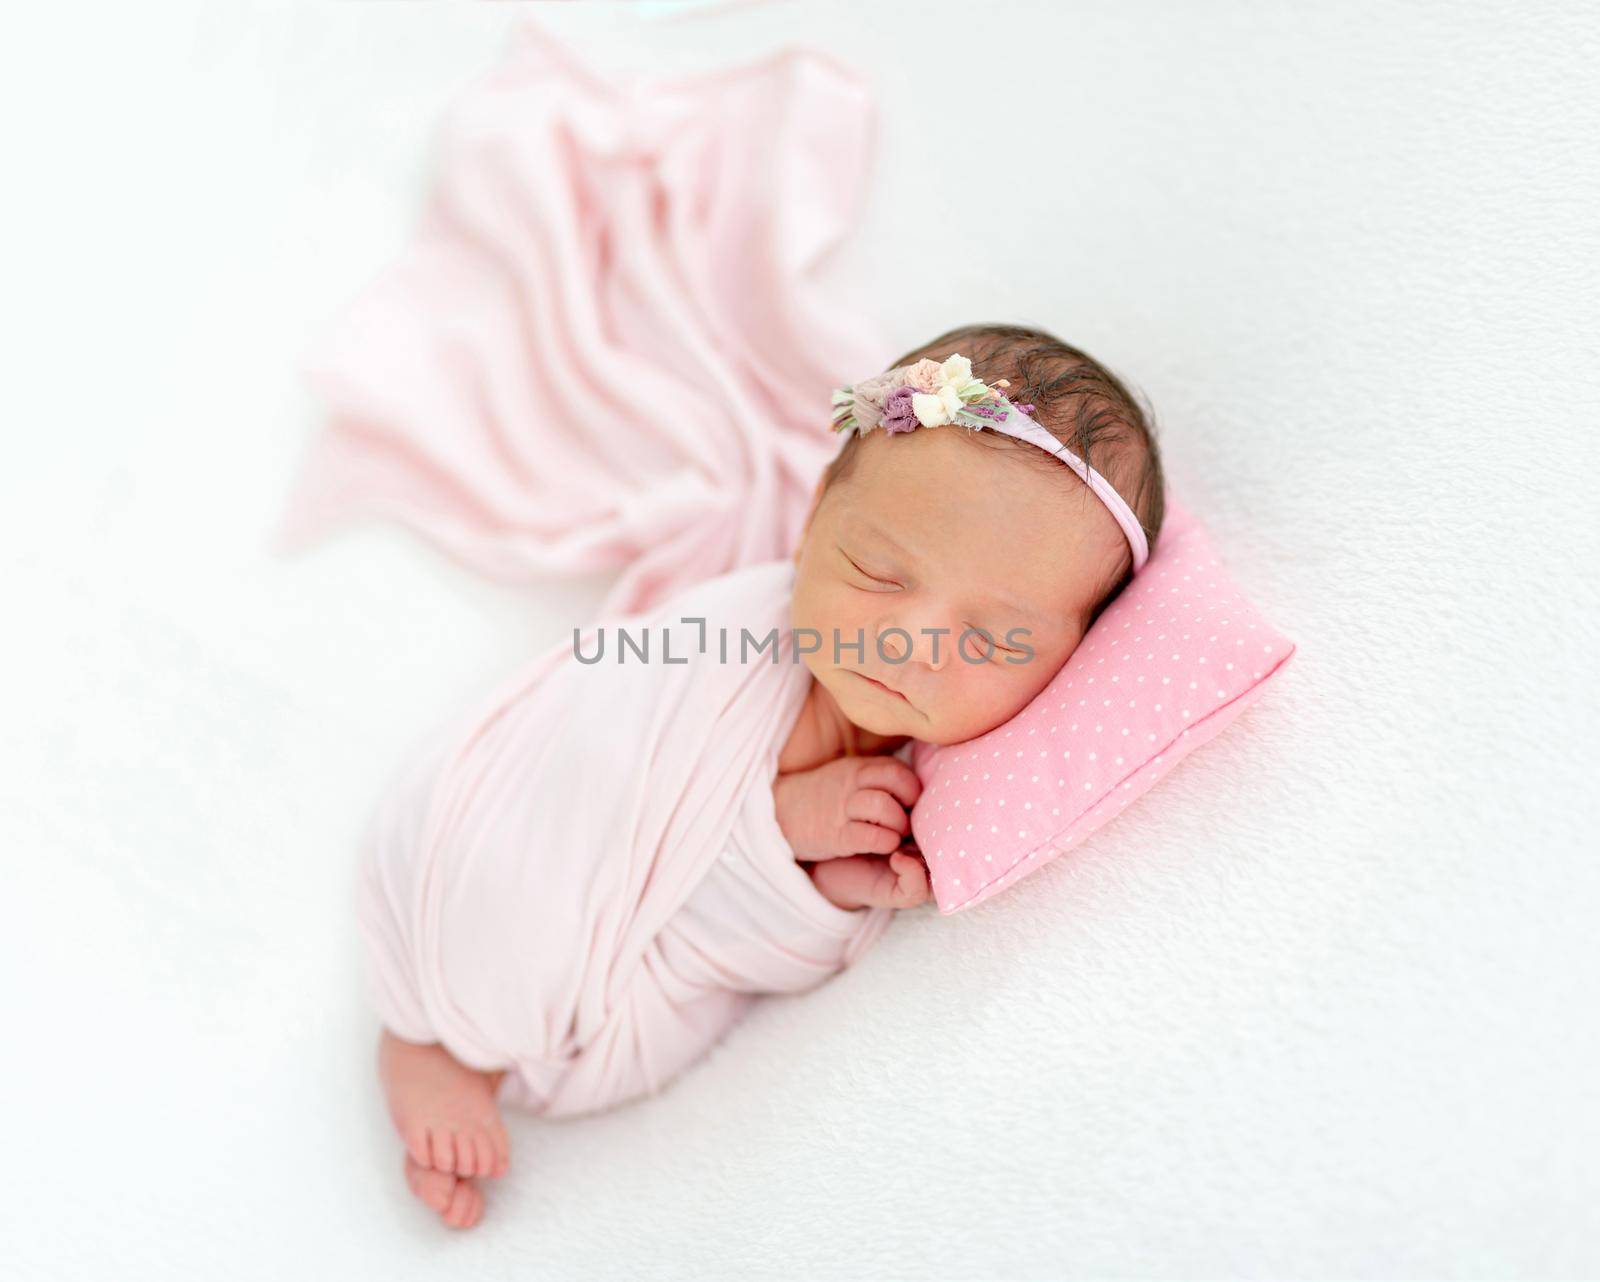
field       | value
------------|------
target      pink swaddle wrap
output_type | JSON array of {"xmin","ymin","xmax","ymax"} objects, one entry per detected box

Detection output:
[{"xmin": 358, "ymin": 560, "xmax": 894, "ymax": 1117}]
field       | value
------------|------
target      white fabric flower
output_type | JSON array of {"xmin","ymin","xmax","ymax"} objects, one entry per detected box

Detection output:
[
  {"xmin": 938, "ymin": 354, "xmax": 973, "ymax": 386},
  {"xmin": 912, "ymin": 384, "xmax": 968, "ymax": 427},
  {"xmin": 911, "ymin": 391, "xmax": 951, "ymax": 427},
  {"xmin": 932, "ymin": 353, "xmax": 989, "ymax": 410}
]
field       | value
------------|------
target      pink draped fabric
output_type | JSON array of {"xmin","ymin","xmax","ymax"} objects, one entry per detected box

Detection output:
[{"xmin": 273, "ymin": 18, "xmax": 891, "ymax": 619}]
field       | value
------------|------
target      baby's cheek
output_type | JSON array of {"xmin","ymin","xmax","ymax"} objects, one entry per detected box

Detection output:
[
  {"xmin": 792, "ymin": 583, "xmax": 858, "ymax": 661},
  {"xmin": 1011, "ymin": 644, "xmax": 1069, "ymax": 703},
  {"xmin": 934, "ymin": 659, "xmax": 1054, "ymax": 743}
]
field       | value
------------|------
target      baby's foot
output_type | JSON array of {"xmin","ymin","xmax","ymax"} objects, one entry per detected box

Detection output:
[
  {"xmin": 403, "ymin": 1153, "xmax": 484, "ymax": 1230},
  {"xmin": 378, "ymin": 1030, "xmax": 511, "ymax": 1183}
]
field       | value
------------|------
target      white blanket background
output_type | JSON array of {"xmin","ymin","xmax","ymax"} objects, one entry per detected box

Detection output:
[{"xmin": 4, "ymin": 3, "xmax": 1596, "ymax": 1277}]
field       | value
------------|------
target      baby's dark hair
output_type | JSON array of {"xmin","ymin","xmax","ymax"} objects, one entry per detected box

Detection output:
[{"xmin": 820, "ymin": 323, "xmax": 1167, "ymax": 628}]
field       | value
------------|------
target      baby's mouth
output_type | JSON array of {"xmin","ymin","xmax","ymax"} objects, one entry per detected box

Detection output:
[{"xmin": 848, "ymin": 669, "xmax": 912, "ymax": 706}]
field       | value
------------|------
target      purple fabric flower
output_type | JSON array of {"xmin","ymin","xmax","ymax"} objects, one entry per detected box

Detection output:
[{"xmin": 880, "ymin": 385, "xmax": 920, "ymax": 434}]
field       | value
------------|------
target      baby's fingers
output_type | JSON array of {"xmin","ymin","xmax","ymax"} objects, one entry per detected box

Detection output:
[
  {"xmin": 855, "ymin": 757, "xmax": 922, "ymax": 810},
  {"xmin": 889, "ymin": 850, "xmax": 931, "ymax": 907},
  {"xmin": 842, "ymin": 820, "xmax": 904, "ymax": 856},
  {"xmin": 844, "ymin": 787, "xmax": 910, "ymax": 836}
]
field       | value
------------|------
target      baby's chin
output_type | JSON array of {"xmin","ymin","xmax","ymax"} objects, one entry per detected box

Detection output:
[
  {"xmin": 839, "ymin": 690, "xmax": 916, "ymax": 738},
  {"xmin": 808, "ymin": 665, "xmax": 917, "ymax": 736},
  {"xmin": 806, "ymin": 660, "xmax": 1030, "ymax": 747},
  {"xmin": 833, "ymin": 678, "xmax": 1021, "ymax": 747}
]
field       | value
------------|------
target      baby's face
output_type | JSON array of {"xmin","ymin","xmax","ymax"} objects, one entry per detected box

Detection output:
[{"xmin": 791, "ymin": 426, "xmax": 1127, "ymax": 745}]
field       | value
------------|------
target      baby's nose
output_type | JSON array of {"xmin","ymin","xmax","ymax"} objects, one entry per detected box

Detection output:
[{"xmin": 876, "ymin": 619, "xmax": 950, "ymax": 671}]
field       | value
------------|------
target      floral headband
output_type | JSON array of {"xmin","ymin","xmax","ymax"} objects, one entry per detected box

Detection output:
[{"xmin": 830, "ymin": 353, "xmax": 1150, "ymax": 573}]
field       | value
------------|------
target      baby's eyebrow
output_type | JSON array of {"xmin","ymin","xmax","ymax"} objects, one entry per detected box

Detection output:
[
  {"xmin": 858, "ymin": 519, "xmax": 916, "ymax": 563},
  {"xmin": 859, "ymin": 519, "xmax": 1042, "ymax": 626},
  {"xmin": 981, "ymin": 587, "xmax": 1044, "ymax": 628}
]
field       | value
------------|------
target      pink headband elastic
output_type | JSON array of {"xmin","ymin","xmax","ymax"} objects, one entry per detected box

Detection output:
[{"xmin": 973, "ymin": 401, "xmax": 1150, "ymax": 574}]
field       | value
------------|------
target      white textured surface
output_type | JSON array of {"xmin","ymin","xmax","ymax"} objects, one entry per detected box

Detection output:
[{"xmin": 4, "ymin": 2, "xmax": 1597, "ymax": 1277}]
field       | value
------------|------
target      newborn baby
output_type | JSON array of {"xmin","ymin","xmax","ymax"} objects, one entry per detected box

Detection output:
[
  {"xmin": 372, "ymin": 323, "xmax": 1165, "ymax": 1228},
  {"xmin": 774, "ymin": 325, "xmax": 1165, "ymax": 914}
]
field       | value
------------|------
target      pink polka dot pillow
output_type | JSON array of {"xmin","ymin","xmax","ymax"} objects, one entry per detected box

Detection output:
[{"xmin": 908, "ymin": 494, "xmax": 1296, "ymax": 915}]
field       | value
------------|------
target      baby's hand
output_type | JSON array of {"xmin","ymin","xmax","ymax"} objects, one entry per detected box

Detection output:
[
  {"xmin": 772, "ymin": 755, "xmax": 922, "ymax": 861},
  {"xmin": 809, "ymin": 845, "xmax": 932, "ymax": 911}
]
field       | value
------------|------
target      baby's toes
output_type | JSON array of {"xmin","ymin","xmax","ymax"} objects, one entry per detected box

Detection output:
[
  {"xmin": 401, "ymin": 1123, "xmax": 432, "ymax": 1171},
  {"xmin": 403, "ymin": 1153, "xmax": 456, "ymax": 1214},
  {"xmin": 428, "ymin": 1126, "xmax": 460, "ymax": 1177},
  {"xmin": 462, "ymin": 1129, "xmax": 494, "ymax": 1177},
  {"xmin": 472, "ymin": 1130, "xmax": 499, "ymax": 1178},
  {"xmin": 442, "ymin": 1177, "xmax": 484, "ymax": 1230},
  {"xmin": 435, "ymin": 1133, "xmax": 467, "ymax": 1171}
]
